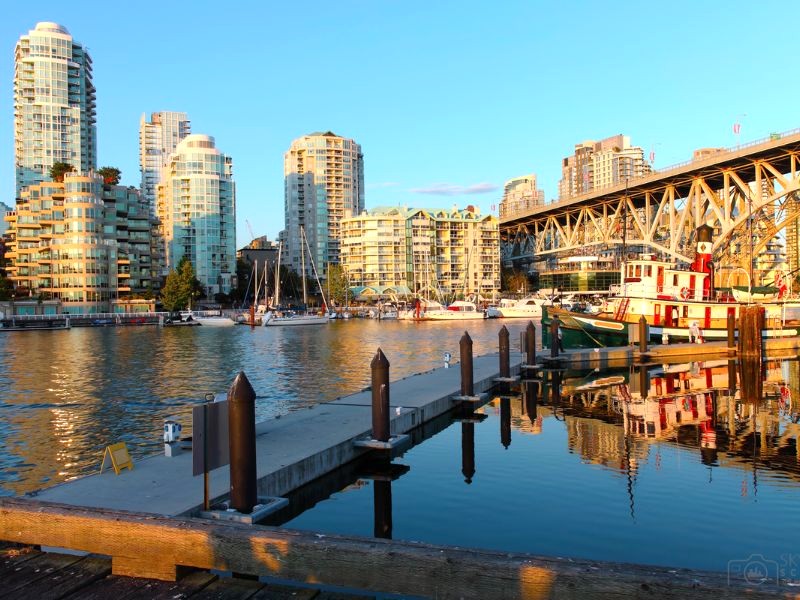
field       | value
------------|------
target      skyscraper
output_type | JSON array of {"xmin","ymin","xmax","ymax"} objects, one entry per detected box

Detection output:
[
  {"xmin": 558, "ymin": 135, "xmax": 650, "ymax": 199},
  {"xmin": 156, "ymin": 134, "xmax": 236, "ymax": 296},
  {"xmin": 499, "ymin": 175, "xmax": 545, "ymax": 219},
  {"xmin": 282, "ymin": 131, "xmax": 364, "ymax": 276},
  {"xmin": 14, "ymin": 22, "xmax": 96, "ymax": 197},
  {"xmin": 139, "ymin": 111, "xmax": 191, "ymax": 214}
]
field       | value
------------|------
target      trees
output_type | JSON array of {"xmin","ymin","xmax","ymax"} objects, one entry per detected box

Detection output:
[
  {"xmin": 49, "ymin": 162, "xmax": 74, "ymax": 182},
  {"xmin": 97, "ymin": 167, "xmax": 121, "ymax": 185},
  {"xmin": 159, "ymin": 257, "xmax": 205, "ymax": 311},
  {"xmin": 325, "ymin": 264, "xmax": 350, "ymax": 307},
  {"xmin": 502, "ymin": 268, "xmax": 529, "ymax": 295}
]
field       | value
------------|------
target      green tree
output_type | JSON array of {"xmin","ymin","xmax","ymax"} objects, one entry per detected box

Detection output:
[
  {"xmin": 0, "ymin": 275, "xmax": 12, "ymax": 301},
  {"xmin": 325, "ymin": 264, "xmax": 350, "ymax": 307},
  {"xmin": 502, "ymin": 268, "xmax": 529, "ymax": 295},
  {"xmin": 97, "ymin": 166, "xmax": 121, "ymax": 185},
  {"xmin": 49, "ymin": 162, "xmax": 74, "ymax": 182},
  {"xmin": 160, "ymin": 268, "xmax": 187, "ymax": 312},
  {"xmin": 178, "ymin": 256, "xmax": 205, "ymax": 308},
  {"xmin": 160, "ymin": 258, "xmax": 205, "ymax": 311}
]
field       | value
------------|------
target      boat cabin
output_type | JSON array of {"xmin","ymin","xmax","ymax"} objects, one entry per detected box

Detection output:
[{"xmin": 620, "ymin": 255, "xmax": 709, "ymax": 302}]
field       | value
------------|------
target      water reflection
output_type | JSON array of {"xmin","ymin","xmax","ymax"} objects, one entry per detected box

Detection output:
[
  {"xmin": 0, "ymin": 319, "xmax": 531, "ymax": 496},
  {"xmin": 272, "ymin": 357, "xmax": 800, "ymax": 572}
]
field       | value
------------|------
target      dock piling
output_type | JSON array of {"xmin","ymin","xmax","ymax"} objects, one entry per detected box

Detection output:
[
  {"xmin": 550, "ymin": 318, "xmax": 560, "ymax": 358},
  {"xmin": 526, "ymin": 321, "xmax": 536, "ymax": 367},
  {"xmin": 460, "ymin": 332, "xmax": 474, "ymax": 397},
  {"xmin": 638, "ymin": 315, "xmax": 648, "ymax": 354},
  {"xmin": 370, "ymin": 349, "xmax": 391, "ymax": 442},
  {"xmin": 461, "ymin": 422, "xmax": 475, "ymax": 484},
  {"xmin": 727, "ymin": 312, "xmax": 736, "ymax": 355},
  {"xmin": 228, "ymin": 372, "xmax": 258, "ymax": 514},
  {"xmin": 499, "ymin": 325, "xmax": 510, "ymax": 379},
  {"xmin": 500, "ymin": 396, "xmax": 511, "ymax": 449}
]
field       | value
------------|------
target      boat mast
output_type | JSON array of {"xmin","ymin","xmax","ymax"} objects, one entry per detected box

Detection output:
[
  {"xmin": 274, "ymin": 243, "xmax": 282, "ymax": 308},
  {"xmin": 301, "ymin": 226, "xmax": 308, "ymax": 306},
  {"xmin": 301, "ymin": 225, "xmax": 329, "ymax": 311}
]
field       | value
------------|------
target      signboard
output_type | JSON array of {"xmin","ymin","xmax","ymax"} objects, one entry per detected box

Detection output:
[
  {"xmin": 100, "ymin": 442, "xmax": 134, "ymax": 475},
  {"xmin": 192, "ymin": 400, "xmax": 230, "ymax": 476}
]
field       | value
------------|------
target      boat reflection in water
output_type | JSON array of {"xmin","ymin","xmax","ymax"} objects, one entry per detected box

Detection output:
[{"xmin": 261, "ymin": 357, "xmax": 800, "ymax": 573}]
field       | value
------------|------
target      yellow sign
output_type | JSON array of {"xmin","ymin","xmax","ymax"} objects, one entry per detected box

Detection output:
[{"xmin": 100, "ymin": 442, "xmax": 134, "ymax": 475}]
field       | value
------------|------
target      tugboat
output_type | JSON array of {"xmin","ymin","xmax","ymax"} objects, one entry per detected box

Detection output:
[{"xmin": 545, "ymin": 225, "xmax": 800, "ymax": 345}]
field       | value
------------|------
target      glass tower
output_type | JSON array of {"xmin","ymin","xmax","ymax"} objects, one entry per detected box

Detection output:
[
  {"xmin": 283, "ymin": 131, "xmax": 364, "ymax": 277},
  {"xmin": 14, "ymin": 22, "xmax": 97, "ymax": 197},
  {"xmin": 156, "ymin": 134, "xmax": 236, "ymax": 296},
  {"xmin": 139, "ymin": 111, "xmax": 191, "ymax": 215}
]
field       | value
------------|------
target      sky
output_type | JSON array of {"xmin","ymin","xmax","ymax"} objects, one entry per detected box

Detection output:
[{"xmin": 2, "ymin": 0, "xmax": 800, "ymax": 245}]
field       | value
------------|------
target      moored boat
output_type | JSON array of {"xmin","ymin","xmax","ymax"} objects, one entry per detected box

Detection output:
[{"xmin": 544, "ymin": 224, "xmax": 800, "ymax": 345}]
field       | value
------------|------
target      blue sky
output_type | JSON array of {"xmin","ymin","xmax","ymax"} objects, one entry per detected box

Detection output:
[{"xmin": 2, "ymin": 1, "xmax": 799, "ymax": 244}]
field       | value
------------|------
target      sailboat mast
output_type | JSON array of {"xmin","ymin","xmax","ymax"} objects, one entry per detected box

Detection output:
[
  {"xmin": 274, "ymin": 243, "xmax": 282, "ymax": 307},
  {"xmin": 301, "ymin": 227, "xmax": 308, "ymax": 305}
]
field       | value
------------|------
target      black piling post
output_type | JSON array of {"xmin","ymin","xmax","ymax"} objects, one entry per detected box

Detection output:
[
  {"xmin": 460, "ymin": 332, "xmax": 474, "ymax": 397},
  {"xmin": 499, "ymin": 325, "xmax": 510, "ymax": 379},
  {"xmin": 524, "ymin": 379, "xmax": 539, "ymax": 420},
  {"xmin": 638, "ymin": 315, "xmax": 648, "ymax": 354},
  {"xmin": 461, "ymin": 422, "xmax": 475, "ymax": 484},
  {"xmin": 228, "ymin": 371, "xmax": 257, "ymax": 514},
  {"xmin": 526, "ymin": 320, "xmax": 536, "ymax": 368},
  {"xmin": 638, "ymin": 366, "xmax": 649, "ymax": 398},
  {"xmin": 500, "ymin": 396, "xmax": 511, "ymax": 449},
  {"xmin": 371, "ymin": 348, "xmax": 391, "ymax": 442},
  {"xmin": 373, "ymin": 479, "xmax": 393, "ymax": 539},
  {"xmin": 551, "ymin": 370, "xmax": 563, "ymax": 404},
  {"xmin": 550, "ymin": 317, "xmax": 560, "ymax": 358}
]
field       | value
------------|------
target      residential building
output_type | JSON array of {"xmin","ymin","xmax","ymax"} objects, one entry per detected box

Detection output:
[
  {"xmin": 156, "ymin": 134, "xmax": 236, "ymax": 296},
  {"xmin": 499, "ymin": 175, "xmax": 545, "ymax": 219},
  {"xmin": 558, "ymin": 135, "xmax": 650, "ymax": 199},
  {"xmin": 139, "ymin": 111, "xmax": 191, "ymax": 214},
  {"xmin": 14, "ymin": 22, "xmax": 96, "ymax": 196},
  {"xmin": 0, "ymin": 203, "xmax": 11, "ymax": 237},
  {"xmin": 283, "ymin": 131, "xmax": 364, "ymax": 277},
  {"xmin": 2, "ymin": 173, "xmax": 155, "ymax": 312},
  {"xmin": 341, "ymin": 205, "xmax": 500, "ymax": 300}
]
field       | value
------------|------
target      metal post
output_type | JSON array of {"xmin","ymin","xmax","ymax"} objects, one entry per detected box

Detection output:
[
  {"xmin": 499, "ymin": 325, "xmax": 510, "ymax": 378},
  {"xmin": 526, "ymin": 320, "xmax": 536, "ymax": 367},
  {"xmin": 371, "ymin": 348, "xmax": 390, "ymax": 442},
  {"xmin": 638, "ymin": 315, "xmax": 648, "ymax": 354},
  {"xmin": 228, "ymin": 372, "xmax": 257, "ymax": 514},
  {"xmin": 460, "ymin": 332, "xmax": 474, "ymax": 397}
]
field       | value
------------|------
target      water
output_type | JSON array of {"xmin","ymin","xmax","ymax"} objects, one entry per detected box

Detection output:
[
  {"xmin": 4, "ymin": 322, "xmax": 799, "ymax": 574},
  {"xmin": 265, "ymin": 360, "xmax": 800, "ymax": 573},
  {"xmin": 0, "ymin": 318, "xmax": 527, "ymax": 496}
]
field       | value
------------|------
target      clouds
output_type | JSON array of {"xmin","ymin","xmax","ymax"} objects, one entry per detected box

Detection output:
[
  {"xmin": 409, "ymin": 182, "xmax": 499, "ymax": 196},
  {"xmin": 366, "ymin": 181, "xmax": 400, "ymax": 190}
]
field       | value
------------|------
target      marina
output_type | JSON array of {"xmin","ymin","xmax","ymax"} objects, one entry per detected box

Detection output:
[{"xmin": 2, "ymin": 318, "xmax": 800, "ymax": 596}]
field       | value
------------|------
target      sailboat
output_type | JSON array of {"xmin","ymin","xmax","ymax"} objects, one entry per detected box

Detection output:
[{"xmin": 263, "ymin": 228, "xmax": 329, "ymax": 326}]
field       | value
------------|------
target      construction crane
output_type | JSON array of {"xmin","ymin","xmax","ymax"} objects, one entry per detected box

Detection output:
[{"xmin": 246, "ymin": 219, "xmax": 256, "ymax": 246}]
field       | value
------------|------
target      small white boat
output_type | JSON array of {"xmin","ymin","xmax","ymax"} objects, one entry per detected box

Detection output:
[
  {"xmin": 425, "ymin": 300, "xmax": 486, "ymax": 321},
  {"xmin": 180, "ymin": 311, "xmax": 236, "ymax": 327},
  {"xmin": 263, "ymin": 311, "xmax": 329, "ymax": 326}
]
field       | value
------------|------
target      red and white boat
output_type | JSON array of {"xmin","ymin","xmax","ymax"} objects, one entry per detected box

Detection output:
[{"xmin": 546, "ymin": 225, "xmax": 800, "ymax": 343}]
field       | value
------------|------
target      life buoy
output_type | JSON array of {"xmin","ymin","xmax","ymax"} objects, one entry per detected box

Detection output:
[{"xmin": 680, "ymin": 287, "xmax": 691, "ymax": 300}]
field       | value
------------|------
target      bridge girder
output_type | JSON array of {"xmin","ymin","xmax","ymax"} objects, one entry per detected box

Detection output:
[{"xmin": 501, "ymin": 133, "xmax": 800, "ymax": 271}]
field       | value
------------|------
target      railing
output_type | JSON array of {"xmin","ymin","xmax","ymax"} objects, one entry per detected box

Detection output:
[{"xmin": 1, "ymin": 311, "xmax": 169, "ymax": 322}]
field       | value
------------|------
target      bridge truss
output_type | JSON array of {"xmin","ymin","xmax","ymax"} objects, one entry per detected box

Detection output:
[{"xmin": 501, "ymin": 130, "xmax": 800, "ymax": 274}]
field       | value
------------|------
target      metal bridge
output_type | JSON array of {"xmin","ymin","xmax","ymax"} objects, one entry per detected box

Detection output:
[{"xmin": 500, "ymin": 128, "xmax": 800, "ymax": 273}]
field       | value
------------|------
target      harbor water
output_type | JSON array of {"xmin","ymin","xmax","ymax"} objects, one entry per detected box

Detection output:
[{"xmin": 0, "ymin": 318, "xmax": 529, "ymax": 496}]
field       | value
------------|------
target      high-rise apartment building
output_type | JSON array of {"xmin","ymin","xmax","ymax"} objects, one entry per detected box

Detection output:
[
  {"xmin": 2, "ymin": 173, "xmax": 155, "ymax": 312},
  {"xmin": 156, "ymin": 134, "xmax": 236, "ymax": 296},
  {"xmin": 341, "ymin": 205, "xmax": 500, "ymax": 299},
  {"xmin": 139, "ymin": 111, "xmax": 191, "ymax": 214},
  {"xmin": 14, "ymin": 22, "xmax": 96, "ymax": 197},
  {"xmin": 282, "ymin": 131, "xmax": 364, "ymax": 277},
  {"xmin": 499, "ymin": 175, "xmax": 545, "ymax": 219},
  {"xmin": 558, "ymin": 135, "xmax": 650, "ymax": 199}
]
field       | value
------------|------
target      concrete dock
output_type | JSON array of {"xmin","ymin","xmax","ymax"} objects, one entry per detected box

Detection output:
[{"xmin": 32, "ymin": 351, "xmax": 519, "ymax": 516}]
